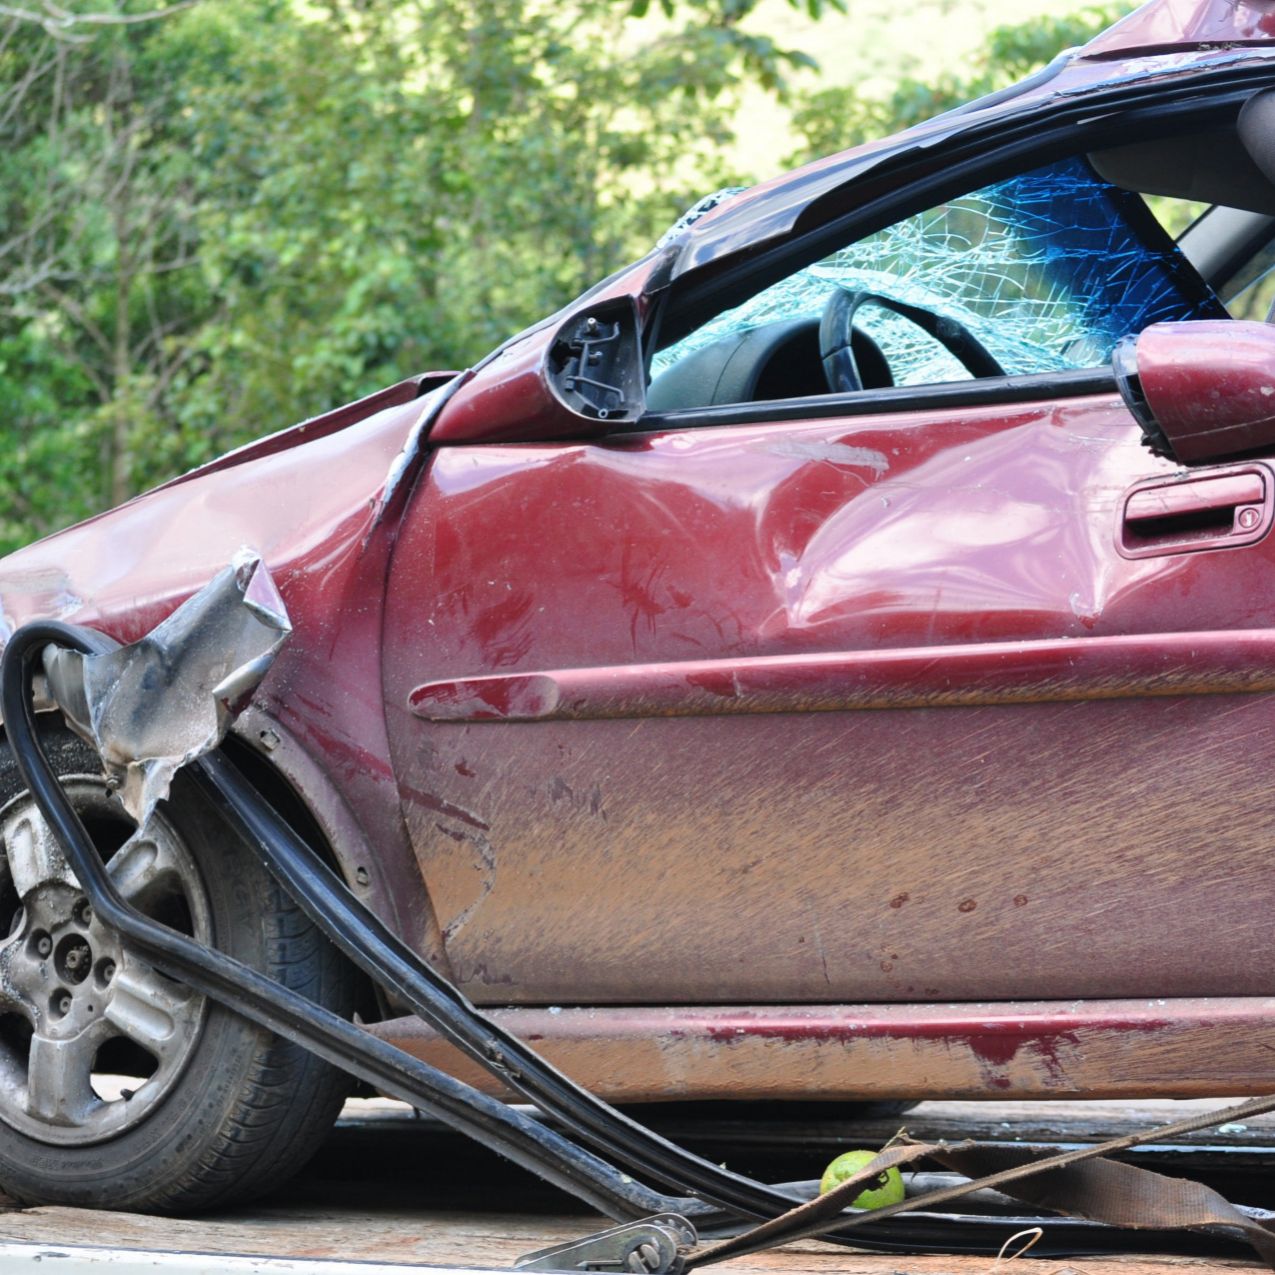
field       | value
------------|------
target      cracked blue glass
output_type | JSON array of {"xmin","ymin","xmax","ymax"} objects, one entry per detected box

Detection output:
[{"xmin": 653, "ymin": 155, "xmax": 1225, "ymax": 389}]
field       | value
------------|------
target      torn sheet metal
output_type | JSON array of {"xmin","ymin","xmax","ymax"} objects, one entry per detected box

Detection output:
[
  {"xmin": 42, "ymin": 551, "xmax": 290, "ymax": 826},
  {"xmin": 375, "ymin": 382, "xmax": 456, "ymax": 525}
]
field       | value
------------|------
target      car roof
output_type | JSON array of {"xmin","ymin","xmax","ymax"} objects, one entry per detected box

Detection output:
[
  {"xmin": 1084, "ymin": 0, "xmax": 1275, "ymax": 58},
  {"xmin": 665, "ymin": 0, "xmax": 1275, "ymax": 281}
]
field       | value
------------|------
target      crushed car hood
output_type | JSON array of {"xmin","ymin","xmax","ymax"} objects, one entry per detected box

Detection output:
[{"xmin": 0, "ymin": 389, "xmax": 438, "ymax": 644}]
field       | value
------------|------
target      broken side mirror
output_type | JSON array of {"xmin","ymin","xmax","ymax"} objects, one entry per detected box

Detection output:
[
  {"xmin": 1114, "ymin": 319, "xmax": 1275, "ymax": 465},
  {"xmin": 430, "ymin": 295, "xmax": 647, "ymax": 444},
  {"xmin": 546, "ymin": 297, "xmax": 646, "ymax": 427}
]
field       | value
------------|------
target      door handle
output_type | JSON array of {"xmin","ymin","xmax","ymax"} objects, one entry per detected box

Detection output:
[{"xmin": 1119, "ymin": 466, "xmax": 1272, "ymax": 557}]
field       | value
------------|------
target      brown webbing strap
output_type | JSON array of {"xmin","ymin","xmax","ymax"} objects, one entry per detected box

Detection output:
[
  {"xmin": 685, "ymin": 1092, "xmax": 1275, "ymax": 1268},
  {"xmin": 935, "ymin": 1144, "xmax": 1275, "ymax": 1266}
]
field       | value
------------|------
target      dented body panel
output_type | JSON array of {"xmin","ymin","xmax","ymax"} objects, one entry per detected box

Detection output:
[
  {"xmin": 382, "ymin": 395, "xmax": 1275, "ymax": 1007},
  {"xmin": 0, "ymin": 396, "xmax": 449, "ymax": 964}
]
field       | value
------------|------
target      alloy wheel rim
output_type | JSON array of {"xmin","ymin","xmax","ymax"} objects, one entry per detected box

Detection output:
[{"xmin": 0, "ymin": 778, "xmax": 209, "ymax": 1146}]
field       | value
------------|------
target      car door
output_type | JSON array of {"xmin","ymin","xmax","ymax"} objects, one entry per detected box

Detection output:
[{"xmin": 380, "ymin": 136, "xmax": 1275, "ymax": 1008}]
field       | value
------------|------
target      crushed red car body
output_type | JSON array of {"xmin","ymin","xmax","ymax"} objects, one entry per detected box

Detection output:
[{"xmin": 4, "ymin": 0, "xmax": 1275, "ymax": 1213}]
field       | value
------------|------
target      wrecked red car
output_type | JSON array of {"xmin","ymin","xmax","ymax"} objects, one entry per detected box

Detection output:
[{"xmin": 2, "ymin": 0, "xmax": 1275, "ymax": 1217}]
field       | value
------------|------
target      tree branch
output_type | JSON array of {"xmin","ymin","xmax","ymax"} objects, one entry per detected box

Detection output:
[
  {"xmin": 42, "ymin": 323, "xmax": 111, "ymax": 402},
  {"xmin": 38, "ymin": 279, "xmax": 112, "ymax": 357},
  {"xmin": 0, "ymin": 1, "xmax": 198, "ymax": 42}
]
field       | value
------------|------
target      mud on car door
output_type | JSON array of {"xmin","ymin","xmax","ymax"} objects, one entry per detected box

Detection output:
[{"xmin": 381, "ymin": 104, "xmax": 1275, "ymax": 1022}]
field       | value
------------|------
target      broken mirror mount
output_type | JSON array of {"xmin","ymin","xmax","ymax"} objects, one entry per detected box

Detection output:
[
  {"xmin": 547, "ymin": 297, "xmax": 645, "ymax": 425},
  {"xmin": 1116, "ymin": 320, "xmax": 1275, "ymax": 465}
]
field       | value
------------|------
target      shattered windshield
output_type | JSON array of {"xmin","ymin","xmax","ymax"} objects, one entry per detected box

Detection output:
[{"xmin": 653, "ymin": 155, "xmax": 1225, "ymax": 389}]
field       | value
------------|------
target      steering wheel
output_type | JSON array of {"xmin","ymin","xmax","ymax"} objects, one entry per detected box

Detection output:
[{"xmin": 819, "ymin": 288, "xmax": 1006, "ymax": 394}]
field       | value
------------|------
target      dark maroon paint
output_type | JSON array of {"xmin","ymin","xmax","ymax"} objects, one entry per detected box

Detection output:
[
  {"xmin": 3, "ymin": 0, "xmax": 1275, "ymax": 1101},
  {"xmin": 381, "ymin": 393, "xmax": 1275, "ymax": 1007},
  {"xmin": 1134, "ymin": 321, "xmax": 1275, "ymax": 464}
]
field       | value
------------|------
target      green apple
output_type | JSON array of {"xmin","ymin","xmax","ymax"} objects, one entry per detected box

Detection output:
[{"xmin": 818, "ymin": 1149, "xmax": 906, "ymax": 1209}]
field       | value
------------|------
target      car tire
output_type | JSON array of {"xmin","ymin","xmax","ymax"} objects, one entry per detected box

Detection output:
[{"xmin": 0, "ymin": 722, "xmax": 354, "ymax": 1212}]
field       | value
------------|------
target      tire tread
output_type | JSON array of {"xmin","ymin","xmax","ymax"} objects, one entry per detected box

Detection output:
[{"xmin": 0, "ymin": 725, "xmax": 356, "ymax": 1214}]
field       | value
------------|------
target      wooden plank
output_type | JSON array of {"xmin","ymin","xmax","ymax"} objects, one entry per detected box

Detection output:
[
  {"xmin": 0, "ymin": 1239, "xmax": 511, "ymax": 1274},
  {"xmin": 0, "ymin": 1207, "xmax": 1266, "ymax": 1275},
  {"xmin": 0, "ymin": 1099, "xmax": 1269, "ymax": 1272},
  {"xmin": 0, "ymin": 1206, "xmax": 596, "ymax": 1268}
]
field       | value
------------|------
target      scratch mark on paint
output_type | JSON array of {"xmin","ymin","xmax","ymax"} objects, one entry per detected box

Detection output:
[
  {"xmin": 810, "ymin": 920, "xmax": 831, "ymax": 985},
  {"xmin": 441, "ymin": 827, "xmax": 497, "ymax": 943}
]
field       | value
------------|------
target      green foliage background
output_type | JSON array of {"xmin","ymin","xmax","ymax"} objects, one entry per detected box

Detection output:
[{"xmin": 0, "ymin": 0, "xmax": 1131, "ymax": 553}]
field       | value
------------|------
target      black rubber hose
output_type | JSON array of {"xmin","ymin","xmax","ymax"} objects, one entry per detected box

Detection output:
[
  {"xmin": 0, "ymin": 620, "xmax": 692, "ymax": 1221},
  {"xmin": 3, "ymin": 620, "xmax": 1204, "ymax": 1259},
  {"xmin": 193, "ymin": 749, "xmax": 799, "ymax": 1215},
  {"xmin": 186, "ymin": 692, "xmax": 1203, "ymax": 1258}
]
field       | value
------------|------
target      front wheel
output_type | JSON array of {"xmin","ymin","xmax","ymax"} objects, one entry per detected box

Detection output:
[{"xmin": 0, "ymin": 725, "xmax": 354, "ymax": 1212}]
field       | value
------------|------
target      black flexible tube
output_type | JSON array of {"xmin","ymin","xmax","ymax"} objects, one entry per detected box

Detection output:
[
  {"xmin": 0, "ymin": 620, "xmax": 1050, "ymax": 1253},
  {"xmin": 193, "ymin": 749, "xmax": 803, "ymax": 1216},
  {"xmin": 0, "ymin": 620, "xmax": 690, "ymax": 1221},
  {"xmin": 14, "ymin": 618, "xmax": 797, "ymax": 1221},
  {"xmin": 3, "ymin": 620, "xmax": 1237, "ymax": 1261}
]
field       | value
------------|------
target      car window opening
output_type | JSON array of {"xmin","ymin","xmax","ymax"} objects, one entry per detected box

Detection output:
[
  {"xmin": 648, "ymin": 155, "xmax": 1225, "ymax": 416},
  {"xmin": 645, "ymin": 91, "xmax": 1275, "ymax": 422}
]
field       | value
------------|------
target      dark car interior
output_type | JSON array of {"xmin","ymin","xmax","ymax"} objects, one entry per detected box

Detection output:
[{"xmin": 646, "ymin": 90, "xmax": 1275, "ymax": 415}]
